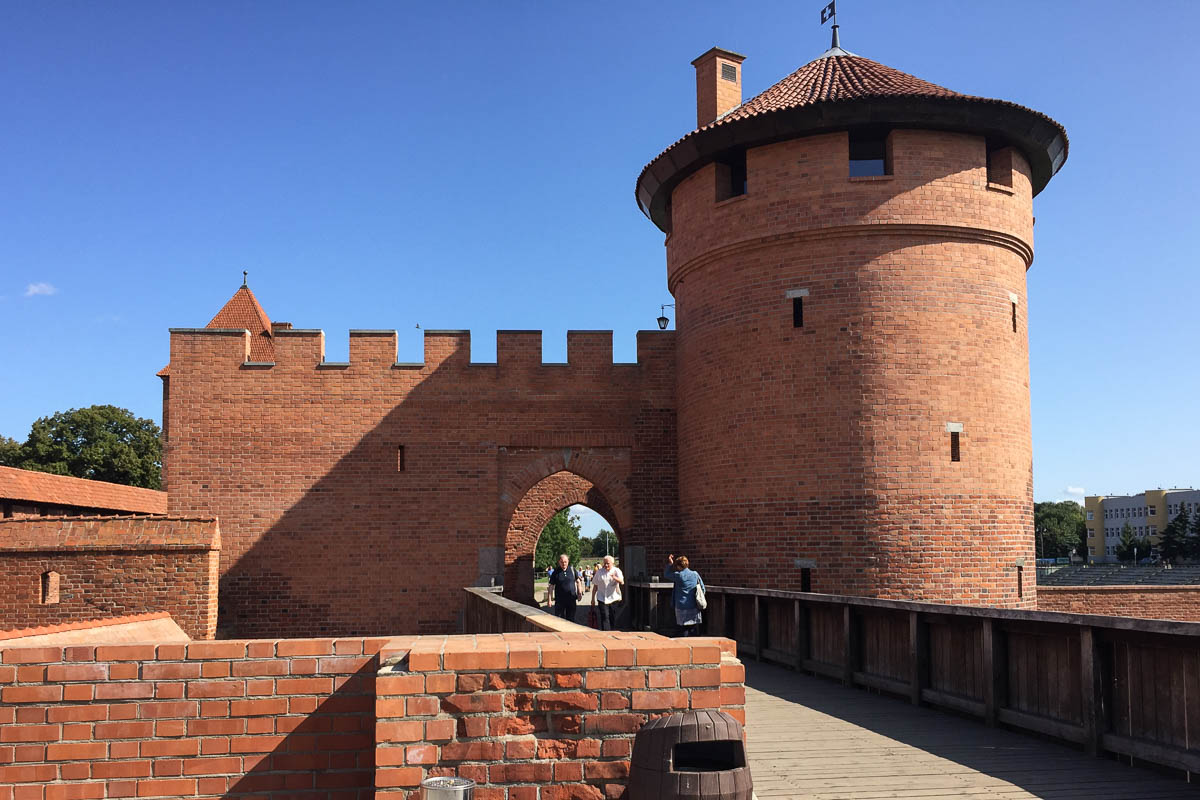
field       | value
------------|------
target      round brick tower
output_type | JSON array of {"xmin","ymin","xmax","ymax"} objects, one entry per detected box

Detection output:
[{"xmin": 638, "ymin": 40, "xmax": 1067, "ymax": 608}]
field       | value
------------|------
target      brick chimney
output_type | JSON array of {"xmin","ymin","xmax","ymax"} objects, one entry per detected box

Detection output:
[{"xmin": 691, "ymin": 47, "xmax": 746, "ymax": 128}]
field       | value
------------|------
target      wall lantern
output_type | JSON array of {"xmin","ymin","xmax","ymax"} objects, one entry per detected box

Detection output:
[{"xmin": 657, "ymin": 304, "xmax": 675, "ymax": 330}]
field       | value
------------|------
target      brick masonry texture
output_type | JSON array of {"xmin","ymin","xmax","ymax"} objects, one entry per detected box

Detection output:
[
  {"xmin": 0, "ymin": 632, "xmax": 745, "ymax": 800},
  {"xmin": 164, "ymin": 328, "xmax": 677, "ymax": 638},
  {"xmin": 0, "ymin": 517, "xmax": 220, "ymax": 639},
  {"xmin": 1038, "ymin": 586, "xmax": 1200, "ymax": 621},
  {"xmin": 668, "ymin": 129, "xmax": 1037, "ymax": 608},
  {"xmin": 0, "ymin": 465, "xmax": 167, "ymax": 519},
  {"xmin": 158, "ymin": 97, "xmax": 1046, "ymax": 633}
]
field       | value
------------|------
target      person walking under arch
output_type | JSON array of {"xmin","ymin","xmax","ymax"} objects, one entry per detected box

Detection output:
[
  {"xmin": 666, "ymin": 554, "xmax": 704, "ymax": 637},
  {"xmin": 548, "ymin": 553, "xmax": 583, "ymax": 621},
  {"xmin": 590, "ymin": 554, "xmax": 625, "ymax": 631}
]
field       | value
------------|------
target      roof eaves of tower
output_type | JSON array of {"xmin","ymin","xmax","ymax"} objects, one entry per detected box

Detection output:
[{"xmin": 636, "ymin": 51, "xmax": 1069, "ymax": 232}]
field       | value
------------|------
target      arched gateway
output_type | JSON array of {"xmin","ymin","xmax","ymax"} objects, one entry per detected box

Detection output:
[{"xmin": 500, "ymin": 450, "xmax": 633, "ymax": 605}]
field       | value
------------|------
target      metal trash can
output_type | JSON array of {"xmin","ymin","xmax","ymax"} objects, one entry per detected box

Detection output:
[
  {"xmin": 421, "ymin": 776, "xmax": 475, "ymax": 799},
  {"xmin": 628, "ymin": 709, "xmax": 752, "ymax": 799}
]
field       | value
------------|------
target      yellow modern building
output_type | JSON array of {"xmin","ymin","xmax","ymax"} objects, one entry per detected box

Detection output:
[{"xmin": 1084, "ymin": 488, "xmax": 1200, "ymax": 560}]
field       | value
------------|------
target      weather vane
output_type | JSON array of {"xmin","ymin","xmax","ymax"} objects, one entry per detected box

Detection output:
[{"xmin": 820, "ymin": 0, "xmax": 841, "ymax": 48}]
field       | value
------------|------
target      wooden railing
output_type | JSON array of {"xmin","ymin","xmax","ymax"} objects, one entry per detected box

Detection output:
[{"xmin": 627, "ymin": 581, "xmax": 1200, "ymax": 775}]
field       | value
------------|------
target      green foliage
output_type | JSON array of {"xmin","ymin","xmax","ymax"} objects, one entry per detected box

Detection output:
[
  {"xmin": 0, "ymin": 436, "xmax": 21, "ymax": 467},
  {"xmin": 1158, "ymin": 506, "xmax": 1191, "ymax": 563},
  {"xmin": 4, "ymin": 406, "xmax": 161, "ymax": 489},
  {"xmin": 534, "ymin": 509, "xmax": 583, "ymax": 571},
  {"xmin": 1188, "ymin": 508, "xmax": 1200, "ymax": 560},
  {"xmin": 1033, "ymin": 501, "xmax": 1086, "ymax": 559},
  {"xmin": 1115, "ymin": 522, "xmax": 1152, "ymax": 563},
  {"xmin": 583, "ymin": 529, "xmax": 619, "ymax": 558}
]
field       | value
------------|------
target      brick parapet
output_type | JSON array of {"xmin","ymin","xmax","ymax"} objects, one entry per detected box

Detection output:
[
  {"xmin": 1038, "ymin": 586, "xmax": 1200, "ymax": 622},
  {"xmin": 0, "ymin": 632, "xmax": 746, "ymax": 799},
  {"xmin": 0, "ymin": 517, "xmax": 220, "ymax": 639}
]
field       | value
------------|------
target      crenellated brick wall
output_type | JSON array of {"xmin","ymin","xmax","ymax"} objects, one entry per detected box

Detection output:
[
  {"xmin": 164, "ymin": 326, "xmax": 678, "ymax": 638},
  {"xmin": 0, "ymin": 516, "xmax": 220, "ymax": 639},
  {"xmin": 0, "ymin": 632, "xmax": 745, "ymax": 799},
  {"xmin": 1038, "ymin": 586, "xmax": 1200, "ymax": 621}
]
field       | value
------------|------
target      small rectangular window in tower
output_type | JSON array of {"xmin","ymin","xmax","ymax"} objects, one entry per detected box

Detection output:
[
  {"xmin": 946, "ymin": 422, "xmax": 963, "ymax": 463},
  {"xmin": 41, "ymin": 571, "xmax": 60, "ymax": 605},
  {"xmin": 849, "ymin": 130, "xmax": 890, "ymax": 177},
  {"xmin": 801, "ymin": 568, "xmax": 812, "ymax": 592},
  {"xmin": 714, "ymin": 150, "xmax": 747, "ymax": 201},
  {"xmin": 721, "ymin": 63, "xmax": 738, "ymax": 82},
  {"xmin": 786, "ymin": 288, "xmax": 808, "ymax": 328},
  {"xmin": 986, "ymin": 139, "xmax": 1014, "ymax": 188},
  {"xmin": 1011, "ymin": 302, "xmax": 1018, "ymax": 332},
  {"xmin": 397, "ymin": 445, "xmax": 405, "ymax": 472}
]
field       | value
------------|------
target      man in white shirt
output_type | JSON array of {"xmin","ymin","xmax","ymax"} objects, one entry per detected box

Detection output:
[{"xmin": 590, "ymin": 555, "xmax": 625, "ymax": 631}]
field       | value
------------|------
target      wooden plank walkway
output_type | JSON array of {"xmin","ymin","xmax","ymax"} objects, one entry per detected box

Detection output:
[{"xmin": 743, "ymin": 660, "xmax": 1197, "ymax": 799}]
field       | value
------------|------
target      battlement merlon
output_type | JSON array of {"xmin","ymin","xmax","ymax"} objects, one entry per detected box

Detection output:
[{"xmin": 165, "ymin": 328, "xmax": 676, "ymax": 371}]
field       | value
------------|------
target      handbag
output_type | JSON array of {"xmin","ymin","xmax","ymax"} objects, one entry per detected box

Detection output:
[{"xmin": 695, "ymin": 580, "xmax": 707, "ymax": 610}]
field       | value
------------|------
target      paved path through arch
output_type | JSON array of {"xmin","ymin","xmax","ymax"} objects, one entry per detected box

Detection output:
[{"xmin": 744, "ymin": 660, "xmax": 1196, "ymax": 799}]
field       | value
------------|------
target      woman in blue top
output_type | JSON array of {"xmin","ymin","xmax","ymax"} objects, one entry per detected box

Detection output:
[{"xmin": 666, "ymin": 554, "xmax": 704, "ymax": 637}]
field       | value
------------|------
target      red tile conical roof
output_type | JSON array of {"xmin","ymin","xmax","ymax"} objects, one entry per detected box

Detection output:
[{"xmin": 636, "ymin": 47, "xmax": 1068, "ymax": 232}]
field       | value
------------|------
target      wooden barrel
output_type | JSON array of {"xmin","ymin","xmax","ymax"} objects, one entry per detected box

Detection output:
[{"xmin": 628, "ymin": 710, "xmax": 752, "ymax": 799}]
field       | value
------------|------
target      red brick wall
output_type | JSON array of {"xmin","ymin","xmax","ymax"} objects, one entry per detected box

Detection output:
[
  {"xmin": 666, "ymin": 129, "xmax": 1038, "ymax": 608},
  {"xmin": 375, "ymin": 633, "xmax": 743, "ymax": 799},
  {"xmin": 1038, "ymin": 586, "xmax": 1200, "ymax": 621},
  {"xmin": 0, "ymin": 637, "xmax": 381, "ymax": 798},
  {"xmin": 164, "ymin": 327, "xmax": 677, "ymax": 638},
  {"xmin": 0, "ymin": 632, "xmax": 745, "ymax": 800},
  {"xmin": 0, "ymin": 517, "xmax": 220, "ymax": 640}
]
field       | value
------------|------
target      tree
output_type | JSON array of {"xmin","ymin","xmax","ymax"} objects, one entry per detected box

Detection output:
[
  {"xmin": 534, "ymin": 509, "xmax": 583, "ymax": 571},
  {"xmin": 4, "ymin": 406, "xmax": 161, "ymax": 489},
  {"xmin": 1188, "ymin": 507, "xmax": 1200, "ymax": 560},
  {"xmin": 1115, "ymin": 522, "xmax": 1151, "ymax": 563},
  {"xmin": 0, "ymin": 436, "xmax": 20, "ymax": 467},
  {"xmin": 1158, "ymin": 505, "xmax": 1191, "ymax": 564},
  {"xmin": 580, "ymin": 532, "xmax": 619, "ymax": 556},
  {"xmin": 1033, "ymin": 501, "xmax": 1087, "ymax": 559}
]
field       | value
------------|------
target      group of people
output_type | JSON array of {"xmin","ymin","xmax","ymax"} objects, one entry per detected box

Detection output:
[{"xmin": 544, "ymin": 551, "xmax": 706, "ymax": 637}]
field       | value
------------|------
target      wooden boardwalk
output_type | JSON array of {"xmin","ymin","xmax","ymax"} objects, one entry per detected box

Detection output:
[{"xmin": 743, "ymin": 660, "xmax": 1197, "ymax": 799}]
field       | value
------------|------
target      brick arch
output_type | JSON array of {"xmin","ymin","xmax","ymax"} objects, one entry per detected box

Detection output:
[
  {"xmin": 498, "ymin": 448, "xmax": 633, "ymax": 534},
  {"xmin": 502, "ymin": 470, "xmax": 624, "ymax": 605}
]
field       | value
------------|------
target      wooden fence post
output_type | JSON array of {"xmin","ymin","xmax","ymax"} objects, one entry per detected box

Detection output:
[
  {"xmin": 1080, "ymin": 626, "xmax": 1103, "ymax": 757},
  {"xmin": 793, "ymin": 599, "xmax": 808, "ymax": 672},
  {"xmin": 724, "ymin": 592, "xmax": 736, "ymax": 641},
  {"xmin": 843, "ymin": 604, "xmax": 859, "ymax": 686},
  {"xmin": 982, "ymin": 618, "xmax": 1003, "ymax": 726},
  {"xmin": 754, "ymin": 594, "xmax": 764, "ymax": 662},
  {"xmin": 908, "ymin": 610, "xmax": 928, "ymax": 705}
]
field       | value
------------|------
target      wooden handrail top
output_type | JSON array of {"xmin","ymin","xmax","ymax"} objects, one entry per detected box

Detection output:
[{"xmin": 625, "ymin": 581, "xmax": 1200, "ymax": 638}]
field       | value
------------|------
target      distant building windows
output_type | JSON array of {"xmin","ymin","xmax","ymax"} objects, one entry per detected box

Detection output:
[
  {"xmin": 1149, "ymin": 506, "xmax": 1156, "ymax": 516},
  {"xmin": 1086, "ymin": 511, "xmax": 1094, "ymax": 520}
]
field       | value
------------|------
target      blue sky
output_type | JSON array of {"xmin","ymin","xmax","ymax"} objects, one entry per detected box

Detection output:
[{"xmin": 2, "ymin": 1, "xmax": 1198, "ymax": 538}]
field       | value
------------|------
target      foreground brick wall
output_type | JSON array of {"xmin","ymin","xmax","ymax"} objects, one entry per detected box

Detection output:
[
  {"xmin": 0, "ymin": 637, "xmax": 381, "ymax": 798},
  {"xmin": 375, "ymin": 633, "xmax": 743, "ymax": 799},
  {"xmin": 1038, "ymin": 586, "xmax": 1200, "ymax": 621},
  {"xmin": 0, "ymin": 632, "xmax": 745, "ymax": 799},
  {"xmin": 0, "ymin": 516, "xmax": 220, "ymax": 639}
]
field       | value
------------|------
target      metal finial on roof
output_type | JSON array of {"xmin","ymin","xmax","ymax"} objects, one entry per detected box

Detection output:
[
  {"xmin": 242, "ymin": 270, "xmax": 248, "ymax": 287},
  {"xmin": 831, "ymin": 23, "xmax": 841, "ymax": 49}
]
